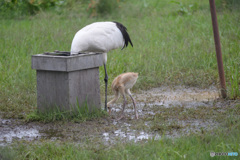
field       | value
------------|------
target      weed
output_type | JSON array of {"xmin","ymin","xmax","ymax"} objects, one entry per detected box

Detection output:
[
  {"xmin": 228, "ymin": 62, "xmax": 240, "ymax": 99},
  {"xmin": 0, "ymin": 0, "xmax": 69, "ymax": 18},
  {"xmin": 216, "ymin": 0, "xmax": 240, "ymax": 10},
  {"xmin": 171, "ymin": 1, "xmax": 199, "ymax": 15},
  {"xmin": 26, "ymin": 103, "xmax": 107, "ymax": 123},
  {"xmin": 87, "ymin": 0, "xmax": 119, "ymax": 17}
]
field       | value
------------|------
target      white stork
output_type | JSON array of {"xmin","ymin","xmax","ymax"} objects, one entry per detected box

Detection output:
[{"xmin": 70, "ymin": 21, "xmax": 133, "ymax": 111}]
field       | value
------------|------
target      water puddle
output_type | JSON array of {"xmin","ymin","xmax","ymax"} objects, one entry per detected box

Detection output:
[
  {"xmin": 101, "ymin": 117, "xmax": 218, "ymax": 144},
  {"xmin": 0, "ymin": 86, "xmax": 223, "ymax": 146},
  {"xmin": 102, "ymin": 122, "xmax": 157, "ymax": 143},
  {"xmin": 0, "ymin": 119, "xmax": 40, "ymax": 146},
  {"xmin": 0, "ymin": 127, "xmax": 39, "ymax": 143},
  {"xmin": 135, "ymin": 86, "xmax": 219, "ymax": 108}
]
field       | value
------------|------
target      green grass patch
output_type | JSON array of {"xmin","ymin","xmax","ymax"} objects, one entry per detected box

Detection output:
[
  {"xmin": 0, "ymin": 0, "xmax": 239, "ymax": 119},
  {"xmin": 0, "ymin": 146, "xmax": 17, "ymax": 160},
  {"xmin": 2, "ymin": 116, "xmax": 240, "ymax": 160},
  {"xmin": 26, "ymin": 103, "xmax": 107, "ymax": 123}
]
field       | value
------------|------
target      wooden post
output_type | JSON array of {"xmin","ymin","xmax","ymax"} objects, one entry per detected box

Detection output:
[{"xmin": 209, "ymin": 0, "xmax": 227, "ymax": 98}]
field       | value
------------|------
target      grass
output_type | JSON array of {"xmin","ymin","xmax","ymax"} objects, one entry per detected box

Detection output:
[
  {"xmin": 1, "ymin": 99, "xmax": 240, "ymax": 159},
  {"xmin": 228, "ymin": 61, "xmax": 240, "ymax": 99},
  {"xmin": 0, "ymin": 0, "xmax": 239, "ymax": 119},
  {"xmin": 26, "ymin": 103, "xmax": 107, "ymax": 123},
  {"xmin": 1, "ymin": 109, "xmax": 239, "ymax": 160},
  {"xmin": 0, "ymin": 1, "xmax": 239, "ymax": 159}
]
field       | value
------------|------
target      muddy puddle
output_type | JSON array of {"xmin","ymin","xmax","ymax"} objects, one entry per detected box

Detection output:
[
  {"xmin": 135, "ymin": 86, "xmax": 219, "ymax": 108},
  {"xmin": 0, "ymin": 119, "xmax": 40, "ymax": 146},
  {"xmin": 0, "ymin": 86, "xmax": 224, "ymax": 146}
]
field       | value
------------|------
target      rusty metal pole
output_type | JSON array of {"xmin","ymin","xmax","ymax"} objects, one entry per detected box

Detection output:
[{"xmin": 209, "ymin": 0, "xmax": 227, "ymax": 98}]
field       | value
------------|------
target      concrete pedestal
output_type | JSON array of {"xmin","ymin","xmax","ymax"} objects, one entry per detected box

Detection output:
[{"xmin": 31, "ymin": 53, "xmax": 103, "ymax": 113}]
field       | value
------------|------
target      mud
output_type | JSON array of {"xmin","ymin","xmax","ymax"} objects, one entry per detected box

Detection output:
[
  {"xmin": 1, "ymin": 85, "xmax": 235, "ymax": 146},
  {"xmin": 135, "ymin": 85, "xmax": 219, "ymax": 108}
]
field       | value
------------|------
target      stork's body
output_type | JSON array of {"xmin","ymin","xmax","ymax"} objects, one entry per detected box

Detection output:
[
  {"xmin": 107, "ymin": 72, "xmax": 138, "ymax": 120},
  {"xmin": 70, "ymin": 21, "xmax": 133, "ymax": 111}
]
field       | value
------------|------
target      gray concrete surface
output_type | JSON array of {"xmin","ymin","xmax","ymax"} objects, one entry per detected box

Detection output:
[{"xmin": 32, "ymin": 53, "xmax": 103, "ymax": 113}]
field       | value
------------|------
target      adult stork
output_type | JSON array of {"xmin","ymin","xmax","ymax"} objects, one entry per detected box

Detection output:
[{"xmin": 70, "ymin": 21, "xmax": 133, "ymax": 111}]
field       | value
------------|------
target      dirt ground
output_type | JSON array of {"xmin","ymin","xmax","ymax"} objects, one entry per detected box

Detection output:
[{"xmin": 1, "ymin": 86, "xmax": 238, "ymax": 146}]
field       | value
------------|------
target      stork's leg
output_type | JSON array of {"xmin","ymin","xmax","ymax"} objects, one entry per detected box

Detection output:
[
  {"xmin": 118, "ymin": 94, "xmax": 126, "ymax": 121},
  {"xmin": 129, "ymin": 94, "xmax": 138, "ymax": 119},
  {"xmin": 104, "ymin": 63, "xmax": 108, "ymax": 111},
  {"xmin": 107, "ymin": 91, "xmax": 120, "ymax": 115}
]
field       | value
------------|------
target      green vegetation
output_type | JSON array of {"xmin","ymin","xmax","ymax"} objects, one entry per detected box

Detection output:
[
  {"xmin": 0, "ymin": 0, "xmax": 239, "ymax": 159},
  {"xmin": 1, "ymin": 107, "xmax": 240, "ymax": 160},
  {"xmin": 0, "ymin": 0, "xmax": 239, "ymax": 119},
  {"xmin": 26, "ymin": 103, "xmax": 107, "ymax": 122}
]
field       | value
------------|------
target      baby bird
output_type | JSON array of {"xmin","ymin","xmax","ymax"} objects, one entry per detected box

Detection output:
[{"xmin": 107, "ymin": 72, "xmax": 139, "ymax": 120}]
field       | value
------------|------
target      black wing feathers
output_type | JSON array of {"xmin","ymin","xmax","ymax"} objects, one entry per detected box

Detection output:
[{"xmin": 113, "ymin": 21, "xmax": 133, "ymax": 49}]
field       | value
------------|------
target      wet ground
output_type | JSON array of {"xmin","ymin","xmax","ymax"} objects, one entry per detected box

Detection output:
[{"xmin": 1, "ymin": 85, "xmax": 237, "ymax": 146}]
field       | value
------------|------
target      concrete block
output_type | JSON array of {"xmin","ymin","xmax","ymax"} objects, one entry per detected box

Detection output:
[
  {"xmin": 31, "ymin": 53, "xmax": 103, "ymax": 113},
  {"xmin": 32, "ymin": 53, "xmax": 103, "ymax": 71}
]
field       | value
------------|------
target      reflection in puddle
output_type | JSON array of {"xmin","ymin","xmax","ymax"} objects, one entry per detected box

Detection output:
[
  {"xmin": 103, "ymin": 133, "xmax": 110, "ymax": 141},
  {"xmin": 0, "ymin": 120, "xmax": 41, "ymax": 145},
  {"xmin": 136, "ymin": 131, "xmax": 151, "ymax": 141},
  {"xmin": 103, "ymin": 129, "xmax": 159, "ymax": 143},
  {"xmin": 0, "ymin": 128, "xmax": 39, "ymax": 142}
]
